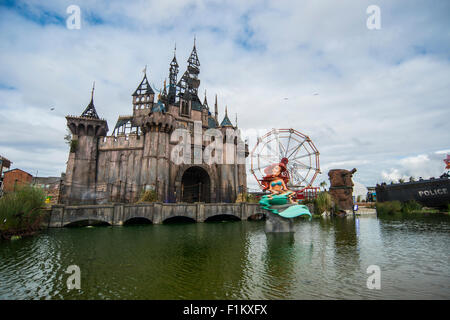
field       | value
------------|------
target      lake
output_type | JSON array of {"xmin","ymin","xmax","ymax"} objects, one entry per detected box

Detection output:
[{"xmin": 0, "ymin": 215, "xmax": 449, "ymax": 299}]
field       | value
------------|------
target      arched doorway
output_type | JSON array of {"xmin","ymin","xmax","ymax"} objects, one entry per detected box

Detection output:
[{"xmin": 181, "ymin": 166, "xmax": 211, "ymax": 203}]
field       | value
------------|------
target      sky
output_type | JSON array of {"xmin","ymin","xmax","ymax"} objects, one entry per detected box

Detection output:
[{"xmin": 0, "ymin": 0, "xmax": 449, "ymax": 191}]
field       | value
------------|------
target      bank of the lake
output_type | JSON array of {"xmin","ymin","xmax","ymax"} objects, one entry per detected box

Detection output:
[{"xmin": 0, "ymin": 214, "xmax": 449, "ymax": 300}]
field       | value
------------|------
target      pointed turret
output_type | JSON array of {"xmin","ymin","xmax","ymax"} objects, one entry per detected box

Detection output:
[
  {"xmin": 81, "ymin": 82, "xmax": 99, "ymax": 119},
  {"xmin": 133, "ymin": 66, "xmax": 155, "ymax": 110},
  {"xmin": 203, "ymin": 89, "xmax": 208, "ymax": 108},
  {"xmin": 187, "ymin": 36, "xmax": 200, "ymax": 75},
  {"xmin": 168, "ymin": 45, "xmax": 179, "ymax": 104},
  {"xmin": 177, "ymin": 38, "xmax": 201, "ymax": 102},
  {"xmin": 214, "ymin": 94, "xmax": 218, "ymax": 123},
  {"xmin": 220, "ymin": 106, "xmax": 233, "ymax": 127}
]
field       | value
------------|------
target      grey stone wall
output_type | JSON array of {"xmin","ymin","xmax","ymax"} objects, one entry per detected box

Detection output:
[{"xmin": 49, "ymin": 202, "xmax": 263, "ymax": 227}]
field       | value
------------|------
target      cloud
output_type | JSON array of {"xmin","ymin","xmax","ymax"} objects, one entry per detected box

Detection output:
[
  {"xmin": 381, "ymin": 151, "xmax": 448, "ymax": 183},
  {"xmin": 0, "ymin": 0, "xmax": 449, "ymax": 187}
]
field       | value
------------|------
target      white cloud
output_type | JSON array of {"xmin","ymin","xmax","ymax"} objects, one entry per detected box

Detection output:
[{"xmin": 0, "ymin": 0, "xmax": 449, "ymax": 186}]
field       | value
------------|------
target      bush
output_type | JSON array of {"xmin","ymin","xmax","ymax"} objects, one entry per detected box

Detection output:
[
  {"xmin": 402, "ymin": 200, "xmax": 422, "ymax": 213},
  {"xmin": 70, "ymin": 139, "xmax": 78, "ymax": 153},
  {"xmin": 313, "ymin": 191, "xmax": 333, "ymax": 215},
  {"xmin": 0, "ymin": 185, "xmax": 46, "ymax": 238},
  {"xmin": 138, "ymin": 189, "xmax": 158, "ymax": 203},
  {"xmin": 376, "ymin": 201, "xmax": 402, "ymax": 215}
]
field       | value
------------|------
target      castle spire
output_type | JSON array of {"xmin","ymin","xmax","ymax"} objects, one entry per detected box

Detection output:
[
  {"xmin": 203, "ymin": 89, "xmax": 208, "ymax": 107},
  {"xmin": 133, "ymin": 67, "xmax": 154, "ymax": 96},
  {"xmin": 214, "ymin": 94, "xmax": 218, "ymax": 123},
  {"xmin": 168, "ymin": 44, "xmax": 179, "ymax": 104},
  {"xmin": 220, "ymin": 105, "xmax": 233, "ymax": 127},
  {"xmin": 81, "ymin": 81, "xmax": 100, "ymax": 119}
]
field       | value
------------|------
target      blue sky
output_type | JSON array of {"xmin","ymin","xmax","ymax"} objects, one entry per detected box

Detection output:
[{"xmin": 0, "ymin": 0, "xmax": 449, "ymax": 191}]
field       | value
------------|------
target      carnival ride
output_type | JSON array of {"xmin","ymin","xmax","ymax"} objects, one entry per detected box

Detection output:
[{"xmin": 250, "ymin": 128, "xmax": 320, "ymax": 200}]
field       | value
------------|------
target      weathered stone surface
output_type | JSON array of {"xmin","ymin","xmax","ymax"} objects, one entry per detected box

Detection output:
[
  {"xmin": 264, "ymin": 204, "xmax": 296, "ymax": 233},
  {"xmin": 328, "ymin": 168, "xmax": 356, "ymax": 211},
  {"xmin": 49, "ymin": 202, "xmax": 264, "ymax": 227},
  {"xmin": 61, "ymin": 59, "xmax": 248, "ymax": 206}
]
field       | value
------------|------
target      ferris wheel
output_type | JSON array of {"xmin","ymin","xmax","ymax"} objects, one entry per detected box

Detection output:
[{"xmin": 250, "ymin": 128, "xmax": 320, "ymax": 191}]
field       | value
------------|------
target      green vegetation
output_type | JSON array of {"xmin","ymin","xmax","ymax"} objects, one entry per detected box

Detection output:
[
  {"xmin": 0, "ymin": 185, "xmax": 46, "ymax": 240},
  {"xmin": 245, "ymin": 193, "xmax": 260, "ymax": 203},
  {"xmin": 138, "ymin": 189, "xmax": 158, "ymax": 203},
  {"xmin": 312, "ymin": 191, "xmax": 333, "ymax": 215},
  {"xmin": 70, "ymin": 139, "xmax": 78, "ymax": 153},
  {"xmin": 376, "ymin": 200, "xmax": 444, "ymax": 216}
]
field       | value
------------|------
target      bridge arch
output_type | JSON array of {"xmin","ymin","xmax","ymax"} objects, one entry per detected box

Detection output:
[
  {"xmin": 163, "ymin": 216, "xmax": 196, "ymax": 224},
  {"xmin": 123, "ymin": 217, "xmax": 152, "ymax": 225},
  {"xmin": 204, "ymin": 214, "xmax": 241, "ymax": 222},
  {"xmin": 64, "ymin": 219, "xmax": 111, "ymax": 228}
]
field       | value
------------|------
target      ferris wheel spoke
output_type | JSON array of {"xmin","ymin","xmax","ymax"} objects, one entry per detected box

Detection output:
[
  {"xmin": 262, "ymin": 140, "xmax": 280, "ymax": 157},
  {"xmin": 290, "ymin": 153, "xmax": 311, "ymax": 162},
  {"xmin": 284, "ymin": 132, "xmax": 292, "ymax": 158},
  {"xmin": 274, "ymin": 133, "xmax": 286, "ymax": 156},
  {"xmin": 286, "ymin": 138, "xmax": 307, "ymax": 159}
]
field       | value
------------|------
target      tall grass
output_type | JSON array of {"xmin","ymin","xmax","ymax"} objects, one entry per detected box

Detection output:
[
  {"xmin": 376, "ymin": 200, "xmax": 426, "ymax": 216},
  {"xmin": 0, "ymin": 185, "xmax": 46, "ymax": 238},
  {"xmin": 313, "ymin": 191, "xmax": 333, "ymax": 215},
  {"xmin": 375, "ymin": 201, "xmax": 402, "ymax": 215}
]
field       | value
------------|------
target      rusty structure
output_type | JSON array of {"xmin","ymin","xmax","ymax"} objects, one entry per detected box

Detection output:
[
  {"xmin": 61, "ymin": 42, "xmax": 248, "ymax": 205},
  {"xmin": 328, "ymin": 168, "xmax": 357, "ymax": 211}
]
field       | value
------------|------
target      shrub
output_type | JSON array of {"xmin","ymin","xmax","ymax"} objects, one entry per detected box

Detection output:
[
  {"xmin": 0, "ymin": 185, "xmax": 46, "ymax": 238},
  {"xmin": 376, "ymin": 201, "xmax": 402, "ymax": 215},
  {"xmin": 246, "ymin": 193, "xmax": 260, "ymax": 203},
  {"xmin": 313, "ymin": 191, "xmax": 333, "ymax": 215},
  {"xmin": 402, "ymin": 200, "xmax": 422, "ymax": 213},
  {"xmin": 70, "ymin": 139, "xmax": 78, "ymax": 153},
  {"xmin": 138, "ymin": 189, "xmax": 158, "ymax": 203}
]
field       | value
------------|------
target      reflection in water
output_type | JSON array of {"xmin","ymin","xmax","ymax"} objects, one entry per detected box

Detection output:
[
  {"xmin": 263, "ymin": 233, "xmax": 296, "ymax": 299},
  {"xmin": 0, "ymin": 216, "xmax": 449, "ymax": 299}
]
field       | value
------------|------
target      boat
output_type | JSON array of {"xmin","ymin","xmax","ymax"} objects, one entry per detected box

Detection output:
[{"xmin": 376, "ymin": 173, "xmax": 450, "ymax": 208}]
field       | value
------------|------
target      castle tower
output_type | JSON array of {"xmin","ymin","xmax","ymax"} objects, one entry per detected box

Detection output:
[
  {"xmin": 63, "ymin": 83, "xmax": 108, "ymax": 204},
  {"xmin": 132, "ymin": 67, "xmax": 155, "ymax": 117},
  {"xmin": 138, "ymin": 98, "xmax": 175, "ymax": 202},
  {"xmin": 168, "ymin": 46, "xmax": 179, "ymax": 105},
  {"xmin": 177, "ymin": 39, "xmax": 202, "ymax": 116}
]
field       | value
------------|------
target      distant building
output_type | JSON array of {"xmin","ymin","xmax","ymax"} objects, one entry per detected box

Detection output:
[
  {"xmin": 0, "ymin": 155, "xmax": 12, "ymax": 196},
  {"xmin": 366, "ymin": 187, "xmax": 376, "ymax": 202},
  {"xmin": 2, "ymin": 168, "xmax": 32, "ymax": 193}
]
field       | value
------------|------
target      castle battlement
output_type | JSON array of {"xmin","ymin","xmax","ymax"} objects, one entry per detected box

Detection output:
[{"xmin": 99, "ymin": 134, "xmax": 144, "ymax": 151}]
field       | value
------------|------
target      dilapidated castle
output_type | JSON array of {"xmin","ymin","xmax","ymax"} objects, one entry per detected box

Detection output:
[{"xmin": 61, "ymin": 42, "xmax": 248, "ymax": 205}]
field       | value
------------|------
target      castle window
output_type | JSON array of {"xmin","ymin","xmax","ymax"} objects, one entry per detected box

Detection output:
[{"xmin": 181, "ymin": 100, "xmax": 189, "ymax": 116}]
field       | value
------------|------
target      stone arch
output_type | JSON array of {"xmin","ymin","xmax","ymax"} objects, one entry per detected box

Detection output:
[
  {"xmin": 204, "ymin": 214, "xmax": 241, "ymax": 222},
  {"xmin": 78, "ymin": 124, "xmax": 85, "ymax": 135},
  {"xmin": 175, "ymin": 165, "xmax": 216, "ymax": 203},
  {"xmin": 87, "ymin": 125, "xmax": 94, "ymax": 136},
  {"xmin": 163, "ymin": 216, "xmax": 196, "ymax": 224},
  {"xmin": 64, "ymin": 219, "xmax": 111, "ymax": 227},
  {"xmin": 123, "ymin": 217, "xmax": 152, "ymax": 225}
]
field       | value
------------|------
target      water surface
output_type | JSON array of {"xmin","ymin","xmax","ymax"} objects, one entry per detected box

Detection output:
[{"xmin": 0, "ymin": 215, "xmax": 449, "ymax": 299}]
